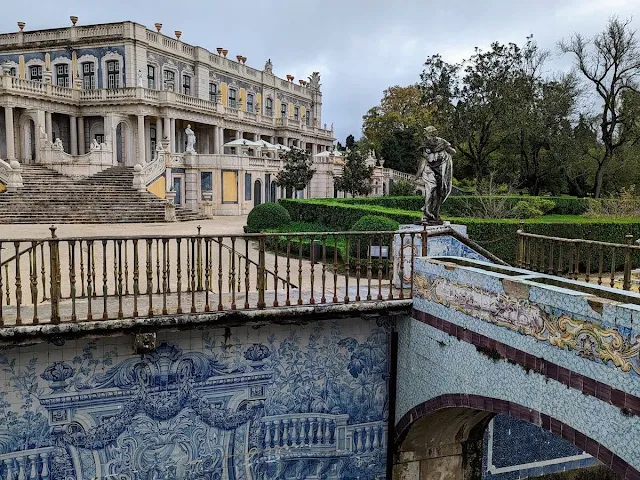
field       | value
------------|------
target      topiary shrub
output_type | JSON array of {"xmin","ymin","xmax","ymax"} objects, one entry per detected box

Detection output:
[
  {"xmin": 350, "ymin": 215, "xmax": 400, "ymax": 232},
  {"xmin": 513, "ymin": 201, "xmax": 543, "ymax": 219},
  {"xmin": 246, "ymin": 202, "xmax": 291, "ymax": 232},
  {"xmin": 528, "ymin": 197, "xmax": 556, "ymax": 215}
]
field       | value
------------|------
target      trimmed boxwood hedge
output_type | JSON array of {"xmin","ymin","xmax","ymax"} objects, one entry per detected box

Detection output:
[
  {"xmin": 322, "ymin": 195, "xmax": 594, "ymax": 216},
  {"xmin": 279, "ymin": 199, "xmax": 640, "ymax": 265}
]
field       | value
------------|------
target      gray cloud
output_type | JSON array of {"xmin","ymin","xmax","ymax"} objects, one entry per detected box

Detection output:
[{"xmin": 2, "ymin": 0, "xmax": 640, "ymax": 142}]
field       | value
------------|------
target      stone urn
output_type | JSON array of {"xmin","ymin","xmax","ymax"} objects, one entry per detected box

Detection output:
[
  {"xmin": 154, "ymin": 22, "xmax": 162, "ymax": 32},
  {"xmin": 221, "ymin": 49, "xmax": 228, "ymax": 58},
  {"xmin": 166, "ymin": 190, "xmax": 176, "ymax": 205}
]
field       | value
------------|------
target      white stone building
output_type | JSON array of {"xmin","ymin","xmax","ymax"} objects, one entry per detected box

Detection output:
[{"xmin": 0, "ymin": 18, "xmax": 410, "ymax": 216}]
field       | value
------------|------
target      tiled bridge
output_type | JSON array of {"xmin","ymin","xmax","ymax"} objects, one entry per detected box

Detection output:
[{"xmin": 0, "ymin": 227, "xmax": 637, "ymax": 479}]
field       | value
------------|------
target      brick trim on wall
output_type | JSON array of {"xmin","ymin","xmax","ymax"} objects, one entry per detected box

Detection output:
[{"xmin": 395, "ymin": 309, "xmax": 640, "ymax": 480}]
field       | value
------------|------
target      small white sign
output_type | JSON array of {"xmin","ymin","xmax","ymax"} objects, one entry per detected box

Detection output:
[{"xmin": 369, "ymin": 246, "xmax": 389, "ymax": 258}]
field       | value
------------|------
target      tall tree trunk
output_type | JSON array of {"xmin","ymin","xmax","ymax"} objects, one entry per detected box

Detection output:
[{"xmin": 593, "ymin": 150, "xmax": 612, "ymax": 198}]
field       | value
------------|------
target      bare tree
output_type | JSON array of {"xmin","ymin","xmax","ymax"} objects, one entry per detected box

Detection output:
[{"xmin": 560, "ymin": 17, "xmax": 640, "ymax": 197}]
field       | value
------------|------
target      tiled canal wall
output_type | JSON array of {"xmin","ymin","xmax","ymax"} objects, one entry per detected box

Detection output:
[{"xmin": 395, "ymin": 257, "xmax": 640, "ymax": 479}]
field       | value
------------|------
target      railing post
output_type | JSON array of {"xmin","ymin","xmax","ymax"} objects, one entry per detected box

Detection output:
[
  {"xmin": 257, "ymin": 236, "xmax": 266, "ymax": 309},
  {"xmin": 196, "ymin": 225, "xmax": 203, "ymax": 290},
  {"xmin": 516, "ymin": 221, "xmax": 525, "ymax": 267},
  {"xmin": 421, "ymin": 223, "xmax": 428, "ymax": 257},
  {"xmin": 49, "ymin": 226, "xmax": 60, "ymax": 323},
  {"xmin": 623, "ymin": 234, "xmax": 634, "ymax": 291}
]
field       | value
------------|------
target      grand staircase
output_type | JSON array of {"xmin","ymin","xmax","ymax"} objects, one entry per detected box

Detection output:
[{"xmin": 0, "ymin": 165, "xmax": 203, "ymax": 224}]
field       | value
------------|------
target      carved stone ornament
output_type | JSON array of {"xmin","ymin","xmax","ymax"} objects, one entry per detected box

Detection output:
[{"xmin": 133, "ymin": 332, "xmax": 157, "ymax": 354}]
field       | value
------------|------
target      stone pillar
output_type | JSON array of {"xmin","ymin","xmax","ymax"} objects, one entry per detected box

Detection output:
[
  {"xmin": 236, "ymin": 130, "xmax": 242, "ymax": 140},
  {"xmin": 45, "ymin": 111, "xmax": 52, "ymax": 141},
  {"xmin": 4, "ymin": 106, "xmax": 14, "ymax": 160},
  {"xmin": 77, "ymin": 117, "xmax": 85, "ymax": 155},
  {"xmin": 137, "ymin": 115, "xmax": 146, "ymax": 164},
  {"xmin": 283, "ymin": 136, "xmax": 289, "ymax": 148},
  {"xmin": 218, "ymin": 127, "xmax": 224, "ymax": 153},
  {"xmin": 170, "ymin": 118, "xmax": 176, "ymax": 154},
  {"xmin": 104, "ymin": 114, "xmax": 114, "ymax": 152},
  {"xmin": 163, "ymin": 117, "xmax": 170, "ymax": 152},
  {"xmin": 253, "ymin": 133, "xmax": 259, "ymax": 142},
  {"xmin": 69, "ymin": 115, "xmax": 78, "ymax": 156},
  {"xmin": 155, "ymin": 117, "xmax": 163, "ymax": 151}
]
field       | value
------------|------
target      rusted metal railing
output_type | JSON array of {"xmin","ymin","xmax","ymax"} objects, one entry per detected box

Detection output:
[
  {"xmin": 516, "ymin": 222, "xmax": 640, "ymax": 291},
  {"xmin": 0, "ymin": 226, "xmax": 425, "ymax": 327}
]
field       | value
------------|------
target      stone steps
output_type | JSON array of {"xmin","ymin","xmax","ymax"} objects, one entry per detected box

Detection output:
[{"xmin": 0, "ymin": 165, "xmax": 204, "ymax": 224}]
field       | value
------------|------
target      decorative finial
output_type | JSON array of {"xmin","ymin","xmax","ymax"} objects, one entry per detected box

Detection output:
[
  {"xmin": 216, "ymin": 47, "xmax": 223, "ymax": 55},
  {"xmin": 17, "ymin": 22, "xmax": 25, "ymax": 32},
  {"xmin": 221, "ymin": 49, "xmax": 228, "ymax": 58},
  {"xmin": 154, "ymin": 22, "xmax": 162, "ymax": 33},
  {"xmin": 174, "ymin": 30, "xmax": 182, "ymax": 40},
  {"xmin": 70, "ymin": 16, "xmax": 78, "ymax": 26},
  {"xmin": 241, "ymin": 56, "xmax": 247, "ymax": 64}
]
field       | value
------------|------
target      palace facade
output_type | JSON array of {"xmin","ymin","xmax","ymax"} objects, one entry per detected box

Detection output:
[{"xmin": 0, "ymin": 19, "xmax": 409, "ymax": 215}]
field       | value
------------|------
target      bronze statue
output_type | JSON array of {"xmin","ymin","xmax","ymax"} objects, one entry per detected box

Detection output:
[{"xmin": 414, "ymin": 126, "xmax": 455, "ymax": 225}]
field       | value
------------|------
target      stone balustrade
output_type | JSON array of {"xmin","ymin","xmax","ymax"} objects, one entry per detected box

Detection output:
[
  {"xmin": 0, "ymin": 446, "xmax": 54, "ymax": 480},
  {"xmin": 39, "ymin": 140, "xmax": 115, "ymax": 177},
  {"xmin": 0, "ymin": 75, "xmax": 334, "ymax": 139},
  {"xmin": 0, "ymin": 159, "xmax": 23, "ymax": 189}
]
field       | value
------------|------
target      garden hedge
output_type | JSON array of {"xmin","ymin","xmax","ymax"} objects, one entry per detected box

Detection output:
[
  {"xmin": 324, "ymin": 195, "xmax": 594, "ymax": 216},
  {"xmin": 279, "ymin": 199, "xmax": 640, "ymax": 265}
]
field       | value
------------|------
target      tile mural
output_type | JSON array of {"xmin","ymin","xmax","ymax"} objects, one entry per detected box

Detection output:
[{"xmin": 0, "ymin": 318, "xmax": 390, "ymax": 479}]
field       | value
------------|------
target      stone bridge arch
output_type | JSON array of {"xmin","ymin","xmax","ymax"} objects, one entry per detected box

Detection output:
[{"xmin": 394, "ymin": 256, "xmax": 640, "ymax": 480}]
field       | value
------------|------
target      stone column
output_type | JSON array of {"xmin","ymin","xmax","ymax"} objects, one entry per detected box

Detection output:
[
  {"xmin": 218, "ymin": 127, "xmax": 224, "ymax": 153},
  {"xmin": 137, "ymin": 115, "xmax": 146, "ymax": 164},
  {"xmin": 283, "ymin": 136, "xmax": 289, "ymax": 148},
  {"xmin": 156, "ymin": 117, "xmax": 163, "ymax": 148},
  {"xmin": 163, "ymin": 117, "xmax": 171, "ymax": 152},
  {"xmin": 77, "ymin": 117, "xmax": 85, "ymax": 155},
  {"xmin": 236, "ymin": 130, "xmax": 242, "ymax": 140},
  {"xmin": 45, "ymin": 111, "xmax": 53, "ymax": 141},
  {"xmin": 253, "ymin": 133, "xmax": 259, "ymax": 142},
  {"xmin": 69, "ymin": 115, "xmax": 78, "ymax": 155},
  {"xmin": 170, "ymin": 118, "xmax": 176, "ymax": 154},
  {"xmin": 104, "ymin": 114, "xmax": 115, "ymax": 152},
  {"xmin": 4, "ymin": 106, "xmax": 15, "ymax": 160}
]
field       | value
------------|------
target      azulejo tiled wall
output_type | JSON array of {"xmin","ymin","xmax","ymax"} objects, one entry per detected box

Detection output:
[
  {"xmin": 0, "ymin": 318, "xmax": 390, "ymax": 479},
  {"xmin": 399, "ymin": 256, "xmax": 640, "ymax": 473}
]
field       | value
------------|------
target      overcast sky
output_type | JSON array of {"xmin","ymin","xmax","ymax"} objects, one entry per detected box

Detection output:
[{"xmin": 3, "ymin": 0, "xmax": 640, "ymax": 142}]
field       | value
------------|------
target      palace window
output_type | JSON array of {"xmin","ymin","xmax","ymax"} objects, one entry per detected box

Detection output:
[
  {"xmin": 265, "ymin": 97, "xmax": 273, "ymax": 116},
  {"xmin": 294, "ymin": 106, "xmax": 299, "ymax": 121},
  {"xmin": 56, "ymin": 64, "xmax": 69, "ymax": 87},
  {"xmin": 30, "ymin": 65, "xmax": 42, "ymax": 82},
  {"xmin": 209, "ymin": 83, "xmax": 217, "ymax": 102},
  {"xmin": 147, "ymin": 65, "xmax": 155, "ymax": 89},
  {"xmin": 106, "ymin": 60, "xmax": 120, "ymax": 88},
  {"xmin": 246, "ymin": 93, "xmax": 254, "ymax": 113},
  {"xmin": 245, "ymin": 173, "xmax": 252, "ymax": 200},
  {"xmin": 163, "ymin": 70, "xmax": 175, "ymax": 91},
  {"xmin": 228, "ymin": 88, "xmax": 237, "ymax": 109},
  {"xmin": 182, "ymin": 75, "xmax": 191, "ymax": 95},
  {"xmin": 306, "ymin": 110, "xmax": 311, "ymax": 126},
  {"xmin": 281, "ymin": 103, "xmax": 288, "ymax": 118},
  {"xmin": 82, "ymin": 62, "xmax": 96, "ymax": 90}
]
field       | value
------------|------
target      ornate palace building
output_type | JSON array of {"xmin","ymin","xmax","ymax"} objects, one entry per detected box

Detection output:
[{"xmin": 0, "ymin": 18, "xmax": 409, "ymax": 219}]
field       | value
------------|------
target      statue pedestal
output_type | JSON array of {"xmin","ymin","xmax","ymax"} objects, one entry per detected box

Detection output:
[{"xmin": 393, "ymin": 222, "xmax": 469, "ymax": 289}]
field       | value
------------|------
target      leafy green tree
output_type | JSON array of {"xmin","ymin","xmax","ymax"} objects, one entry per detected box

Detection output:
[
  {"xmin": 345, "ymin": 134, "xmax": 356, "ymax": 150},
  {"xmin": 560, "ymin": 17, "xmax": 640, "ymax": 197},
  {"xmin": 335, "ymin": 148, "xmax": 374, "ymax": 197},
  {"xmin": 275, "ymin": 147, "xmax": 315, "ymax": 192},
  {"xmin": 362, "ymin": 85, "xmax": 430, "ymax": 174},
  {"xmin": 389, "ymin": 179, "xmax": 416, "ymax": 196},
  {"xmin": 420, "ymin": 38, "xmax": 548, "ymax": 184}
]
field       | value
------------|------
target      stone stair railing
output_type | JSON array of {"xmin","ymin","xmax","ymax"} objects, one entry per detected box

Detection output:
[
  {"xmin": 39, "ymin": 137, "xmax": 115, "ymax": 178},
  {"xmin": 0, "ymin": 159, "xmax": 24, "ymax": 189},
  {"xmin": 133, "ymin": 144, "xmax": 167, "ymax": 193},
  {"xmin": 0, "ymin": 446, "xmax": 54, "ymax": 480},
  {"xmin": 344, "ymin": 420, "xmax": 387, "ymax": 454}
]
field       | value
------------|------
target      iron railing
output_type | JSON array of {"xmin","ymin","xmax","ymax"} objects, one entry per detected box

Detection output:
[
  {"xmin": 516, "ymin": 224, "xmax": 640, "ymax": 291},
  {"xmin": 0, "ymin": 227, "xmax": 435, "ymax": 327}
]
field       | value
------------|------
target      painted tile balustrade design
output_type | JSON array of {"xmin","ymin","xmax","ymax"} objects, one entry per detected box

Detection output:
[
  {"xmin": 413, "ymin": 258, "xmax": 640, "ymax": 378},
  {"xmin": 0, "ymin": 319, "xmax": 389, "ymax": 479}
]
